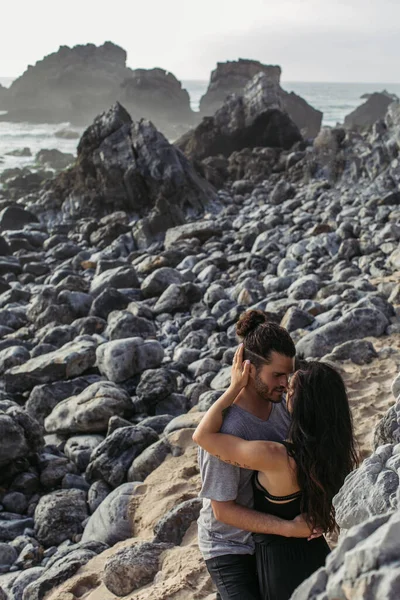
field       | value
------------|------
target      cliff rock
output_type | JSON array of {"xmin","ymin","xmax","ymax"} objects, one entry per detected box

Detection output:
[
  {"xmin": 344, "ymin": 92, "xmax": 395, "ymax": 131},
  {"xmin": 176, "ymin": 73, "xmax": 302, "ymax": 161},
  {"xmin": 200, "ymin": 58, "xmax": 322, "ymax": 138}
]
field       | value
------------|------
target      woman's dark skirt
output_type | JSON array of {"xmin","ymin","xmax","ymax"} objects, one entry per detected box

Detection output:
[{"xmin": 254, "ymin": 533, "xmax": 330, "ymax": 600}]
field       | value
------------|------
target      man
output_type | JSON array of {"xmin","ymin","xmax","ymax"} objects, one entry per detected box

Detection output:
[{"xmin": 197, "ymin": 314, "xmax": 317, "ymax": 600}]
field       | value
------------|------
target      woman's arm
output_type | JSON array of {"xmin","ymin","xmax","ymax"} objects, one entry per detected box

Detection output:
[{"xmin": 192, "ymin": 345, "xmax": 283, "ymax": 472}]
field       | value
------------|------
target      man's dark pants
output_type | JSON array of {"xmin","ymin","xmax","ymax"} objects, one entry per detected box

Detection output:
[{"xmin": 206, "ymin": 554, "xmax": 261, "ymax": 600}]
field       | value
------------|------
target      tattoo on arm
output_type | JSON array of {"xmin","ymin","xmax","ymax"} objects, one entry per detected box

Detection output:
[{"xmin": 213, "ymin": 453, "xmax": 252, "ymax": 470}]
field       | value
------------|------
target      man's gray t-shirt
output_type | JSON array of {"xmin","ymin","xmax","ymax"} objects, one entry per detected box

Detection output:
[{"xmin": 197, "ymin": 401, "xmax": 291, "ymax": 560}]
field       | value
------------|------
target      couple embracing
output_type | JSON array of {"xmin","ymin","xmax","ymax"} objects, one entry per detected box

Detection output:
[{"xmin": 193, "ymin": 310, "xmax": 358, "ymax": 600}]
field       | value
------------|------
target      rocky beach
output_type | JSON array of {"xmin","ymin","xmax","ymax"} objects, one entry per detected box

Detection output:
[{"xmin": 0, "ymin": 42, "xmax": 400, "ymax": 600}]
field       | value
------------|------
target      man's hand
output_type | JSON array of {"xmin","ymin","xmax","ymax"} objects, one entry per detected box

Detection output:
[{"xmin": 283, "ymin": 514, "xmax": 324, "ymax": 541}]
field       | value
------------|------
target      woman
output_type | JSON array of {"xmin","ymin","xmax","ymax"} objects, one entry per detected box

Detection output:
[{"xmin": 193, "ymin": 345, "xmax": 358, "ymax": 600}]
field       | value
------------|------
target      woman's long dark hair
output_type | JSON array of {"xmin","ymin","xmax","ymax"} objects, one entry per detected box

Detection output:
[{"xmin": 288, "ymin": 361, "xmax": 358, "ymax": 533}]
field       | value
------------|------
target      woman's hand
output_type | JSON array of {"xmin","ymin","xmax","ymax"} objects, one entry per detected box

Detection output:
[{"xmin": 230, "ymin": 344, "xmax": 251, "ymax": 392}]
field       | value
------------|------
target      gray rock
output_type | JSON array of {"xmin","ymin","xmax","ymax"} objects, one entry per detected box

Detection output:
[
  {"xmin": 82, "ymin": 482, "xmax": 138, "ymax": 545},
  {"xmin": 2, "ymin": 492, "xmax": 28, "ymax": 515},
  {"xmin": 96, "ymin": 337, "xmax": 164, "ymax": 382},
  {"xmin": 323, "ymin": 339, "xmax": 378, "ymax": 365},
  {"xmin": 86, "ymin": 425, "xmax": 158, "ymax": 487},
  {"xmin": 291, "ymin": 511, "xmax": 400, "ymax": 600},
  {"xmin": 296, "ymin": 308, "xmax": 389, "ymax": 358},
  {"xmin": 154, "ymin": 498, "xmax": 202, "ymax": 546},
  {"xmin": 153, "ymin": 283, "xmax": 202, "ymax": 314},
  {"xmin": 44, "ymin": 381, "xmax": 132, "ymax": 434},
  {"xmin": 26, "ymin": 375, "xmax": 104, "ymax": 426},
  {"xmin": 87, "ymin": 480, "xmax": 112, "ymax": 514},
  {"xmin": 64, "ymin": 434, "xmax": 105, "ymax": 471},
  {"xmin": 164, "ymin": 221, "xmax": 222, "ymax": 250},
  {"xmin": 374, "ymin": 400, "xmax": 400, "ymax": 449},
  {"xmin": 34, "ymin": 489, "xmax": 88, "ymax": 547},
  {"xmin": 7, "ymin": 567, "xmax": 43, "ymax": 600},
  {"xmin": 4, "ymin": 339, "xmax": 97, "ymax": 393},
  {"xmin": 0, "ymin": 517, "xmax": 34, "ymax": 542},
  {"xmin": 105, "ymin": 310, "xmax": 156, "ymax": 340},
  {"xmin": 287, "ymin": 275, "xmax": 320, "ymax": 300},
  {"xmin": 280, "ymin": 306, "xmax": 314, "ymax": 332},
  {"xmin": 136, "ymin": 368, "xmax": 177, "ymax": 407},
  {"xmin": 0, "ymin": 346, "xmax": 30, "ymax": 376},
  {"xmin": 0, "ymin": 543, "xmax": 18, "ymax": 566},
  {"xmin": 392, "ymin": 372, "xmax": 400, "ymax": 399},
  {"xmin": 22, "ymin": 549, "xmax": 96, "ymax": 600},
  {"xmin": 333, "ymin": 443, "xmax": 399, "ymax": 531},
  {"xmin": 163, "ymin": 413, "xmax": 204, "ymax": 434},
  {"xmin": 141, "ymin": 267, "xmax": 183, "ymax": 298},
  {"xmin": 0, "ymin": 406, "xmax": 43, "ymax": 468},
  {"xmin": 127, "ymin": 438, "xmax": 171, "ymax": 482},
  {"xmin": 103, "ymin": 540, "xmax": 172, "ymax": 596},
  {"xmin": 89, "ymin": 266, "xmax": 139, "ymax": 297}
]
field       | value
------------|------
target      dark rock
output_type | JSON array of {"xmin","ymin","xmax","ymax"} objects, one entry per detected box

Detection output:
[
  {"xmin": 82, "ymin": 482, "xmax": 138, "ymax": 544},
  {"xmin": 0, "ymin": 406, "xmax": 43, "ymax": 469},
  {"xmin": 103, "ymin": 540, "xmax": 172, "ymax": 596},
  {"xmin": 44, "ymin": 381, "xmax": 132, "ymax": 435},
  {"xmin": 64, "ymin": 434, "xmax": 104, "ymax": 471},
  {"xmin": 127, "ymin": 439, "xmax": 171, "ymax": 482},
  {"xmin": 323, "ymin": 339, "xmax": 378, "ymax": 365},
  {"xmin": 344, "ymin": 93, "xmax": 394, "ymax": 131},
  {"xmin": 0, "ymin": 206, "xmax": 39, "ymax": 231},
  {"xmin": 178, "ymin": 73, "xmax": 302, "ymax": 161},
  {"xmin": 87, "ymin": 480, "xmax": 112, "ymax": 514},
  {"xmin": 35, "ymin": 149, "xmax": 74, "ymax": 170},
  {"xmin": 374, "ymin": 400, "xmax": 400, "ymax": 449},
  {"xmin": 154, "ymin": 498, "xmax": 202, "ymax": 545},
  {"xmin": 34, "ymin": 489, "xmax": 88, "ymax": 547},
  {"xmin": 86, "ymin": 425, "xmax": 158, "ymax": 487}
]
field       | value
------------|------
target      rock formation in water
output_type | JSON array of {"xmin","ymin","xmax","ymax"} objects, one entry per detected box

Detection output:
[
  {"xmin": 1, "ymin": 42, "xmax": 194, "ymax": 138},
  {"xmin": 344, "ymin": 92, "xmax": 397, "ymax": 131},
  {"xmin": 176, "ymin": 73, "xmax": 303, "ymax": 161},
  {"xmin": 0, "ymin": 96, "xmax": 400, "ymax": 599},
  {"xmin": 199, "ymin": 58, "xmax": 322, "ymax": 138},
  {"xmin": 0, "ymin": 84, "xmax": 9, "ymax": 109}
]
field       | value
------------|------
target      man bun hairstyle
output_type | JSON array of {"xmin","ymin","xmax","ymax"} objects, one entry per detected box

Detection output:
[{"xmin": 236, "ymin": 310, "xmax": 295, "ymax": 367}]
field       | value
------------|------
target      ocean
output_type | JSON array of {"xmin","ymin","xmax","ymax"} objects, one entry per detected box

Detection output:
[{"xmin": 1, "ymin": 77, "xmax": 400, "ymax": 176}]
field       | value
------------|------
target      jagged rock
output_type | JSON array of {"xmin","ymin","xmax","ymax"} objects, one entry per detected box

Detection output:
[
  {"xmin": 85, "ymin": 425, "xmax": 158, "ymax": 487},
  {"xmin": 0, "ymin": 346, "xmax": 30, "ymax": 375},
  {"xmin": 35, "ymin": 104, "xmax": 215, "ymax": 228},
  {"xmin": 154, "ymin": 498, "xmax": 202, "ymax": 546},
  {"xmin": 333, "ymin": 443, "xmax": 399, "ymax": 531},
  {"xmin": 89, "ymin": 265, "xmax": 139, "ymax": 296},
  {"xmin": 344, "ymin": 93, "xmax": 394, "ymax": 131},
  {"xmin": 292, "ymin": 511, "xmax": 400, "ymax": 600},
  {"xmin": 141, "ymin": 267, "xmax": 183, "ymax": 298},
  {"xmin": 96, "ymin": 337, "xmax": 164, "ymax": 382},
  {"xmin": 153, "ymin": 283, "xmax": 202, "ymax": 314},
  {"xmin": 103, "ymin": 540, "xmax": 172, "ymax": 596},
  {"xmin": 5, "ymin": 567, "xmax": 43, "ymax": 600},
  {"xmin": 87, "ymin": 480, "xmax": 112, "ymax": 514},
  {"xmin": 136, "ymin": 368, "xmax": 177, "ymax": 406},
  {"xmin": 0, "ymin": 406, "xmax": 43, "ymax": 469},
  {"xmin": 44, "ymin": 381, "xmax": 132, "ymax": 435},
  {"xmin": 178, "ymin": 73, "xmax": 302, "ymax": 161},
  {"xmin": 199, "ymin": 58, "xmax": 322, "ymax": 137},
  {"xmin": 296, "ymin": 308, "xmax": 389, "ymax": 358},
  {"xmin": 82, "ymin": 482, "xmax": 138, "ymax": 544},
  {"xmin": 34, "ymin": 489, "xmax": 88, "ymax": 547},
  {"xmin": 374, "ymin": 399, "xmax": 400, "ymax": 449}
]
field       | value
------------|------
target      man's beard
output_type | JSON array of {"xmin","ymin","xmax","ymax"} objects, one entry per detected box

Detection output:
[{"xmin": 254, "ymin": 371, "xmax": 284, "ymax": 404}]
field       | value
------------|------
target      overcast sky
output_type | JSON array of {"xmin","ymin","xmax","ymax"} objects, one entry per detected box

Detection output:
[{"xmin": 2, "ymin": 0, "xmax": 399, "ymax": 81}]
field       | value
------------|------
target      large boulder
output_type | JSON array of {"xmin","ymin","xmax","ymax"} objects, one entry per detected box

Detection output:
[
  {"xmin": 82, "ymin": 482, "xmax": 139, "ymax": 545},
  {"xmin": 177, "ymin": 72, "xmax": 302, "ymax": 161},
  {"xmin": 292, "ymin": 511, "xmax": 400, "ymax": 600},
  {"xmin": 3, "ymin": 338, "xmax": 97, "ymax": 393},
  {"xmin": 44, "ymin": 381, "xmax": 132, "ymax": 434},
  {"xmin": 296, "ymin": 307, "xmax": 388, "ymax": 358},
  {"xmin": 96, "ymin": 337, "xmax": 164, "ymax": 382},
  {"xmin": 344, "ymin": 92, "xmax": 395, "ymax": 131},
  {"xmin": 199, "ymin": 59, "xmax": 321, "ymax": 138},
  {"xmin": 333, "ymin": 443, "xmax": 399, "ymax": 532},
  {"xmin": 34, "ymin": 104, "xmax": 216, "ymax": 229}
]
